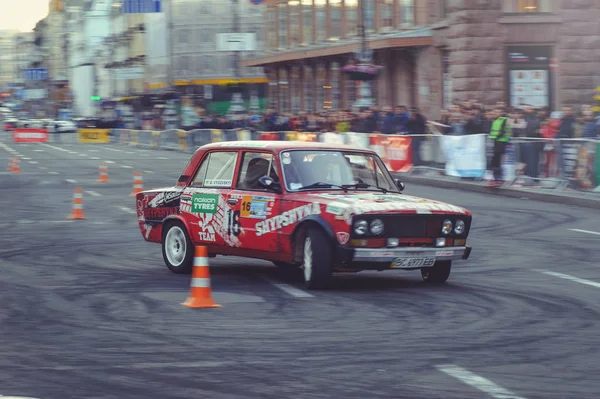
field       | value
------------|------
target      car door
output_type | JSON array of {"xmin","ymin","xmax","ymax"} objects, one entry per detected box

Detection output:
[
  {"xmin": 182, "ymin": 150, "xmax": 240, "ymax": 250},
  {"xmin": 226, "ymin": 151, "xmax": 282, "ymax": 254}
]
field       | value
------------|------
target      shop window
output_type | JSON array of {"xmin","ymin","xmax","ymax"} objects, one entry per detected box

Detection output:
[
  {"xmin": 512, "ymin": 0, "xmax": 551, "ymax": 13},
  {"xmin": 304, "ymin": 66, "xmax": 315, "ymax": 112},
  {"xmin": 331, "ymin": 63, "xmax": 340, "ymax": 110},
  {"xmin": 345, "ymin": 0, "xmax": 358, "ymax": 36},
  {"xmin": 399, "ymin": 0, "xmax": 414, "ymax": 26},
  {"xmin": 379, "ymin": 0, "xmax": 394, "ymax": 30},
  {"xmin": 330, "ymin": 0, "xmax": 342, "ymax": 39},
  {"xmin": 291, "ymin": 67, "xmax": 301, "ymax": 113},
  {"xmin": 302, "ymin": 0, "xmax": 313, "ymax": 44},
  {"xmin": 346, "ymin": 77, "xmax": 357, "ymax": 107},
  {"xmin": 316, "ymin": 65, "xmax": 326, "ymax": 110},
  {"xmin": 315, "ymin": 0, "xmax": 326, "ymax": 41},
  {"xmin": 266, "ymin": 8, "xmax": 277, "ymax": 49},
  {"xmin": 279, "ymin": 69, "xmax": 289, "ymax": 113},
  {"xmin": 363, "ymin": 0, "xmax": 375, "ymax": 32},
  {"xmin": 289, "ymin": 1, "xmax": 301, "ymax": 45},
  {"xmin": 278, "ymin": 3, "xmax": 288, "ymax": 48}
]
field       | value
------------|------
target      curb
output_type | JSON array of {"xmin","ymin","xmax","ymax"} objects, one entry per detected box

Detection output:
[{"xmin": 397, "ymin": 174, "xmax": 600, "ymax": 210}]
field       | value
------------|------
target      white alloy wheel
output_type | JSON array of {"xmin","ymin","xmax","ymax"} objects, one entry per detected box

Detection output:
[
  {"xmin": 303, "ymin": 236, "xmax": 313, "ymax": 283},
  {"xmin": 165, "ymin": 225, "xmax": 187, "ymax": 267}
]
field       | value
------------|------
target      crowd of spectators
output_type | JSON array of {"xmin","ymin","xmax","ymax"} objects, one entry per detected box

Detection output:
[{"xmin": 150, "ymin": 99, "xmax": 600, "ymax": 184}]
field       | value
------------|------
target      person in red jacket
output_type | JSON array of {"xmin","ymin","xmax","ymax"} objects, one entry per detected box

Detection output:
[{"xmin": 540, "ymin": 111, "xmax": 562, "ymax": 178}]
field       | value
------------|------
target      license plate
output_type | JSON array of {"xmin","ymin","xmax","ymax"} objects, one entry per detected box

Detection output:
[{"xmin": 391, "ymin": 257, "xmax": 436, "ymax": 269}]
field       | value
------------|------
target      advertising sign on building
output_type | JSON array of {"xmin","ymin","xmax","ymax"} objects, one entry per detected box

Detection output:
[{"xmin": 506, "ymin": 46, "xmax": 553, "ymax": 110}]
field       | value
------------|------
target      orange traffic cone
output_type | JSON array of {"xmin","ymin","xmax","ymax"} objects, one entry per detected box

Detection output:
[
  {"xmin": 10, "ymin": 156, "xmax": 20, "ymax": 174},
  {"xmin": 68, "ymin": 187, "xmax": 87, "ymax": 220},
  {"xmin": 97, "ymin": 162, "xmax": 109, "ymax": 182},
  {"xmin": 182, "ymin": 246, "xmax": 221, "ymax": 309},
  {"xmin": 130, "ymin": 172, "xmax": 143, "ymax": 196}
]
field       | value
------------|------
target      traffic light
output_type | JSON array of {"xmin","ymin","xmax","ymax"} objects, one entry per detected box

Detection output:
[{"xmin": 90, "ymin": 96, "xmax": 101, "ymax": 101}]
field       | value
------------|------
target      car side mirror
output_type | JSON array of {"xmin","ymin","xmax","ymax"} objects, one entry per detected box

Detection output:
[
  {"xmin": 258, "ymin": 176, "xmax": 282, "ymax": 193},
  {"xmin": 394, "ymin": 178, "xmax": 405, "ymax": 192}
]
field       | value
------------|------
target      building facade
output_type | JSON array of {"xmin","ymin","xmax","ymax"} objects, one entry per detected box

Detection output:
[
  {"xmin": 0, "ymin": 29, "xmax": 20, "ymax": 84},
  {"xmin": 149, "ymin": 0, "xmax": 269, "ymax": 113},
  {"xmin": 243, "ymin": 0, "xmax": 600, "ymax": 118}
]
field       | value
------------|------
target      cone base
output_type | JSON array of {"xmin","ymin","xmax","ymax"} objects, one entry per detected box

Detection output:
[
  {"xmin": 68, "ymin": 214, "xmax": 87, "ymax": 220},
  {"xmin": 98, "ymin": 178, "xmax": 110, "ymax": 183},
  {"xmin": 181, "ymin": 297, "xmax": 221, "ymax": 309}
]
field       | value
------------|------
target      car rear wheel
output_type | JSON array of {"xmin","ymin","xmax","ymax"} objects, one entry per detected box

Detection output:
[
  {"xmin": 162, "ymin": 222, "xmax": 193, "ymax": 274},
  {"xmin": 303, "ymin": 228, "xmax": 333, "ymax": 290},
  {"xmin": 421, "ymin": 261, "xmax": 451, "ymax": 284}
]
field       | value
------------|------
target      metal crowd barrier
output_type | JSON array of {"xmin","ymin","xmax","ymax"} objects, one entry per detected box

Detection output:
[{"xmin": 64, "ymin": 127, "xmax": 598, "ymax": 195}]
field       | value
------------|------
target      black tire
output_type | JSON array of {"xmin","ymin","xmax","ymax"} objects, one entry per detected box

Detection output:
[
  {"xmin": 162, "ymin": 221, "xmax": 194, "ymax": 274},
  {"xmin": 302, "ymin": 228, "xmax": 333, "ymax": 289},
  {"xmin": 273, "ymin": 261, "xmax": 299, "ymax": 269},
  {"xmin": 421, "ymin": 261, "xmax": 451, "ymax": 284}
]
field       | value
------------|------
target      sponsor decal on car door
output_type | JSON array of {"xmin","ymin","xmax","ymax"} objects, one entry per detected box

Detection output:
[
  {"xmin": 181, "ymin": 187, "xmax": 243, "ymax": 247},
  {"xmin": 227, "ymin": 191, "xmax": 280, "ymax": 252}
]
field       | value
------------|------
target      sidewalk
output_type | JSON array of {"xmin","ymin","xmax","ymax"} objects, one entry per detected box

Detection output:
[{"xmin": 396, "ymin": 172, "xmax": 600, "ymax": 210}]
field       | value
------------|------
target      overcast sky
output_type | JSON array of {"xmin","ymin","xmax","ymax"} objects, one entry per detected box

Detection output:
[{"xmin": 0, "ymin": 0, "xmax": 50, "ymax": 32}]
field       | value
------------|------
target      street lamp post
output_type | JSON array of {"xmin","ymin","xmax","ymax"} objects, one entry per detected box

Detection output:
[
  {"xmin": 342, "ymin": 0, "xmax": 381, "ymax": 110},
  {"xmin": 228, "ymin": 0, "xmax": 246, "ymax": 115}
]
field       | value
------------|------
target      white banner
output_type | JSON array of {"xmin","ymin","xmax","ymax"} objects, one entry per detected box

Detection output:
[
  {"xmin": 114, "ymin": 67, "xmax": 145, "ymax": 80},
  {"xmin": 442, "ymin": 134, "xmax": 487, "ymax": 178}
]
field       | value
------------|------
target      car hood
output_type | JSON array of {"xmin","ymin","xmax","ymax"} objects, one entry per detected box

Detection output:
[{"xmin": 306, "ymin": 192, "xmax": 470, "ymax": 217}]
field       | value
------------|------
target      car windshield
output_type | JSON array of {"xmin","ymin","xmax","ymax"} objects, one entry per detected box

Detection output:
[{"xmin": 280, "ymin": 150, "xmax": 398, "ymax": 192}]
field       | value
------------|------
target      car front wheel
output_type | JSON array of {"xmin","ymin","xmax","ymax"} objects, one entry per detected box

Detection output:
[
  {"xmin": 162, "ymin": 222, "xmax": 193, "ymax": 274},
  {"xmin": 302, "ymin": 228, "xmax": 333, "ymax": 289},
  {"xmin": 421, "ymin": 261, "xmax": 451, "ymax": 284}
]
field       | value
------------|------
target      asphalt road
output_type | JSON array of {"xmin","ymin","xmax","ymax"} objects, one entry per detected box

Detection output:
[{"xmin": 1, "ymin": 132, "xmax": 600, "ymax": 399}]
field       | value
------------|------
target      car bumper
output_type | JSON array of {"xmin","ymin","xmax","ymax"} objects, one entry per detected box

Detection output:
[{"xmin": 349, "ymin": 246, "xmax": 471, "ymax": 267}]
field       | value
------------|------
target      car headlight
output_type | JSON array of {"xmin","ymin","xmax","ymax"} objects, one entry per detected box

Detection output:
[
  {"xmin": 354, "ymin": 220, "xmax": 368, "ymax": 235},
  {"xmin": 370, "ymin": 219, "xmax": 384, "ymax": 235},
  {"xmin": 441, "ymin": 219, "xmax": 453, "ymax": 235},
  {"xmin": 454, "ymin": 220, "xmax": 465, "ymax": 235}
]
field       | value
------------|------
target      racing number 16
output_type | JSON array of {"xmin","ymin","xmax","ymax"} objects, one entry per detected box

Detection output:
[{"xmin": 227, "ymin": 209, "xmax": 241, "ymax": 237}]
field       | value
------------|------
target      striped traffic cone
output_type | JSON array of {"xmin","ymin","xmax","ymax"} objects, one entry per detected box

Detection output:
[
  {"xmin": 10, "ymin": 156, "xmax": 20, "ymax": 174},
  {"xmin": 97, "ymin": 162, "xmax": 109, "ymax": 182},
  {"xmin": 182, "ymin": 246, "xmax": 221, "ymax": 309},
  {"xmin": 130, "ymin": 172, "xmax": 143, "ymax": 196},
  {"xmin": 68, "ymin": 187, "xmax": 87, "ymax": 220}
]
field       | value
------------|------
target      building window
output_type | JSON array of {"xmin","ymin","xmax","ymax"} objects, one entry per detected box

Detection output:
[
  {"xmin": 363, "ymin": 0, "xmax": 375, "ymax": 32},
  {"xmin": 399, "ymin": 0, "xmax": 414, "ymax": 26},
  {"xmin": 315, "ymin": 0, "xmax": 326, "ymax": 41},
  {"xmin": 379, "ymin": 0, "xmax": 394, "ymax": 30},
  {"xmin": 289, "ymin": 1, "xmax": 301, "ymax": 45},
  {"xmin": 302, "ymin": 0, "xmax": 313, "ymax": 44},
  {"xmin": 439, "ymin": 0, "xmax": 447, "ymax": 19},
  {"xmin": 345, "ymin": 0, "xmax": 358, "ymax": 36},
  {"xmin": 278, "ymin": 3, "xmax": 288, "ymax": 48},
  {"xmin": 514, "ymin": 0, "xmax": 551, "ymax": 13},
  {"xmin": 266, "ymin": 8, "xmax": 277, "ymax": 49},
  {"xmin": 441, "ymin": 50, "xmax": 452, "ymax": 109},
  {"xmin": 330, "ymin": 0, "xmax": 342, "ymax": 39}
]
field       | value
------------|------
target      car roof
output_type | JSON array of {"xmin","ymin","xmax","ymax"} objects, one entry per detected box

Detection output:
[{"xmin": 199, "ymin": 140, "xmax": 376, "ymax": 153}]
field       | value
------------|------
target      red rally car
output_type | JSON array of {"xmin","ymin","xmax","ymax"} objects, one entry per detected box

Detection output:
[{"xmin": 136, "ymin": 141, "xmax": 473, "ymax": 289}]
